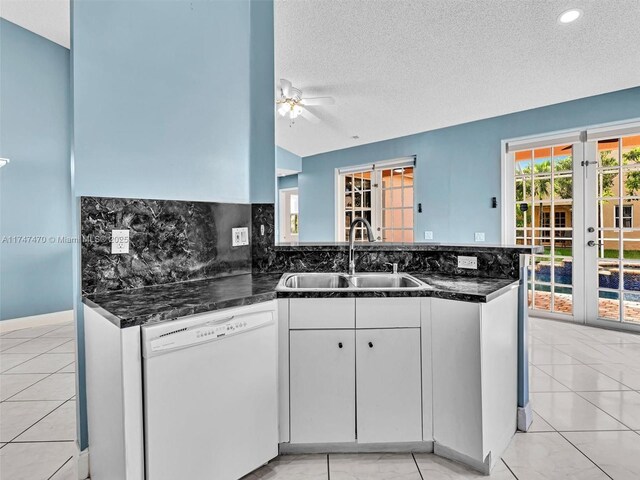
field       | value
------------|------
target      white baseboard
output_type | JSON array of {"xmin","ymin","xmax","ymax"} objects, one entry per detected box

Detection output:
[
  {"xmin": 517, "ymin": 402, "xmax": 534, "ymax": 432},
  {"xmin": 78, "ymin": 448, "xmax": 90, "ymax": 480},
  {"xmin": 0, "ymin": 310, "xmax": 74, "ymax": 333}
]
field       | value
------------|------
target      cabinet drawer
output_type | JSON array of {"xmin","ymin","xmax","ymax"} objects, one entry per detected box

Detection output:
[
  {"xmin": 289, "ymin": 298, "xmax": 355, "ymax": 329},
  {"xmin": 355, "ymin": 298, "xmax": 421, "ymax": 328}
]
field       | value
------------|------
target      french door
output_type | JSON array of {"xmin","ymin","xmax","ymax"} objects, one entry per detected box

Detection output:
[
  {"xmin": 584, "ymin": 132, "xmax": 640, "ymax": 330},
  {"xmin": 511, "ymin": 141, "xmax": 584, "ymax": 321},
  {"xmin": 507, "ymin": 124, "xmax": 640, "ymax": 331}
]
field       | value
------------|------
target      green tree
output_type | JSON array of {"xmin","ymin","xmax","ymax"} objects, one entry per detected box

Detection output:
[
  {"xmin": 554, "ymin": 157, "xmax": 573, "ymax": 199},
  {"xmin": 623, "ymin": 148, "xmax": 640, "ymax": 196}
]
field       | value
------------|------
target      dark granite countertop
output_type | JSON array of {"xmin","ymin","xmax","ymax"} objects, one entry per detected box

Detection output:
[
  {"xmin": 275, "ymin": 242, "xmax": 542, "ymax": 255},
  {"xmin": 83, "ymin": 273, "xmax": 283, "ymax": 329},
  {"xmin": 413, "ymin": 273, "xmax": 519, "ymax": 303},
  {"xmin": 83, "ymin": 272, "xmax": 519, "ymax": 328}
]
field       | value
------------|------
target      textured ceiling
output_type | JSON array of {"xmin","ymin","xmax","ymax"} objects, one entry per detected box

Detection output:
[
  {"xmin": 275, "ymin": 0, "xmax": 640, "ymax": 157},
  {"xmin": 1, "ymin": 0, "xmax": 70, "ymax": 48}
]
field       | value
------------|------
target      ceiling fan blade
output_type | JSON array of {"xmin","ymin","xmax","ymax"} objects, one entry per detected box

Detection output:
[
  {"xmin": 301, "ymin": 96, "xmax": 335, "ymax": 106},
  {"xmin": 299, "ymin": 107, "xmax": 320, "ymax": 124},
  {"xmin": 280, "ymin": 78, "xmax": 292, "ymax": 97}
]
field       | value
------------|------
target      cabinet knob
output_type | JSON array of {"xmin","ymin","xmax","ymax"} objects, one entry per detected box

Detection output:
[
  {"xmin": 368, "ymin": 342, "xmax": 373, "ymax": 348},
  {"xmin": 338, "ymin": 342, "xmax": 343, "ymax": 349}
]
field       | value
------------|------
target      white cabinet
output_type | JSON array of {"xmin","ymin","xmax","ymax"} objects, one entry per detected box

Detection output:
[
  {"xmin": 289, "ymin": 298, "xmax": 355, "ymax": 329},
  {"xmin": 431, "ymin": 287, "xmax": 518, "ymax": 472},
  {"xmin": 287, "ymin": 297, "xmax": 426, "ymax": 446},
  {"xmin": 355, "ymin": 298, "xmax": 421, "ymax": 328},
  {"xmin": 289, "ymin": 330, "xmax": 356, "ymax": 443},
  {"xmin": 356, "ymin": 328, "xmax": 422, "ymax": 443}
]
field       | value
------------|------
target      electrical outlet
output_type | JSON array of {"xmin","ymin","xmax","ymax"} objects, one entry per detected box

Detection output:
[
  {"xmin": 458, "ymin": 255, "xmax": 478, "ymax": 269},
  {"xmin": 232, "ymin": 227, "xmax": 249, "ymax": 247},
  {"xmin": 474, "ymin": 232, "xmax": 485, "ymax": 242},
  {"xmin": 424, "ymin": 231, "xmax": 433, "ymax": 240},
  {"xmin": 111, "ymin": 229, "xmax": 130, "ymax": 254}
]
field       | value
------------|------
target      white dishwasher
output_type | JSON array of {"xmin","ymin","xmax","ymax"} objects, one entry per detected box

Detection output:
[{"xmin": 141, "ymin": 302, "xmax": 278, "ymax": 480}]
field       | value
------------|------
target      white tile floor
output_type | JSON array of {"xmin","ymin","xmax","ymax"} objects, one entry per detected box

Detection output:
[
  {"xmin": 2, "ymin": 316, "xmax": 640, "ymax": 479},
  {"xmin": 0, "ymin": 322, "xmax": 77, "ymax": 480}
]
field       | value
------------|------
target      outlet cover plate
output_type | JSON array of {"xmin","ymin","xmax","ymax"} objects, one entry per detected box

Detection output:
[
  {"xmin": 232, "ymin": 227, "xmax": 249, "ymax": 247},
  {"xmin": 111, "ymin": 229, "xmax": 130, "ymax": 254},
  {"xmin": 474, "ymin": 232, "xmax": 485, "ymax": 242},
  {"xmin": 458, "ymin": 255, "xmax": 478, "ymax": 269},
  {"xmin": 424, "ymin": 231, "xmax": 434, "ymax": 240}
]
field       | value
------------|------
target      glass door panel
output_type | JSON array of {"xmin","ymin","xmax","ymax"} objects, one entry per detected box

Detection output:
[
  {"xmin": 587, "ymin": 133, "xmax": 640, "ymax": 327},
  {"xmin": 514, "ymin": 144, "xmax": 575, "ymax": 317}
]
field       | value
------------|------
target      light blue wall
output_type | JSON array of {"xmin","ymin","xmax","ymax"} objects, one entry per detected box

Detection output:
[
  {"xmin": 299, "ymin": 87, "xmax": 640, "ymax": 243},
  {"xmin": 250, "ymin": 0, "xmax": 275, "ymax": 203},
  {"xmin": 278, "ymin": 174, "xmax": 298, "ymax": 190},
  {"xmin": 73, "ymin": 0, "xmax": 253, "ymax": 202},
  {"xmin": 277, "ymin": 146, "xmax": 302, "ymax": 172},
  {"xmin": 72, "ymin": 0, "xmax": 274, "ymax": 451},
  {"xmin": 0, "ymin": 19, "xmax": 72, "ymax": 320}
]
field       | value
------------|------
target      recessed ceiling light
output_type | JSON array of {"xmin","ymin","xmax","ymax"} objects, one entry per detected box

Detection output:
[{"xmin": 558, "ymin": 9, "xmax": 582, "ymax": 24}]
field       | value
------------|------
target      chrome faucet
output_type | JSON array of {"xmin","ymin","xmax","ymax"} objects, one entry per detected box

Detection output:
[{"xmin": 348, "ymin": 218, "xmax": 375, "ymax": 275}]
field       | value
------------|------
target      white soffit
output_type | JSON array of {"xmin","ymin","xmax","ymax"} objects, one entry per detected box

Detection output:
[
  {"xmin": 1, "ymin": 0, "xmax": 70, "ymax": 48},
  {"xmin": 276, "ymin": 0, "xmax": 640, "ymax": 157}
]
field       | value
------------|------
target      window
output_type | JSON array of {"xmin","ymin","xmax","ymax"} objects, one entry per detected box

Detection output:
[
  {"xmin": 555, "ymin": 211, "xmax": 566, "ymax": 228},
  {"xmin": 337, "ymin": 158, "xmax": 414, "ymax": 242},
  {"xmin": 615, "ymin": 205, "xmax": 633, "ymax": 229}
]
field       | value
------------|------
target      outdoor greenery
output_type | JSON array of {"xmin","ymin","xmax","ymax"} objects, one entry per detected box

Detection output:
[{"xmin": 515, "ymin": 147, "xmax": 640, "ymax": 229}]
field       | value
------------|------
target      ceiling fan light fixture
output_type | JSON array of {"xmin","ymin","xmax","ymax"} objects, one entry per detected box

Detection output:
[
  {"xmin": 290, "ymin": 105, "xmax": 303, "ymax": 119},
  {"xmin": 558, "ymin": 9, "xmax": 582, "ymax": 24}
]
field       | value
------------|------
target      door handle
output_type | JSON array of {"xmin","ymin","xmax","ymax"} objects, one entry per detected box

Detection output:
[{"xmin": 587, "ymin": 240, "xmax": 603, "ymax": 247}]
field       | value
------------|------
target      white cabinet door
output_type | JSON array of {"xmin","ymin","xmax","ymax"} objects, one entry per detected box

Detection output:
[
  {"xmin": 356, "ymin": 328, "xmax": 422, "ymax": 443},
  {"xmin": 289, "ymin": 330, "xmax": 356, "ymax": 443}
]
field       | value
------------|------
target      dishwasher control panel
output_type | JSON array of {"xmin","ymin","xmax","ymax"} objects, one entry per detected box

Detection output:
[{"xmin": 146, "ymin": 312, "xmax": 273, "ymax": 355}]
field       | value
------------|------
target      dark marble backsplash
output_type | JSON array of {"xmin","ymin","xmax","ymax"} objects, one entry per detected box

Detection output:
[
  {"xmin": 81, "ymin": 197, "xmax": 251, "ymax": 294},
  {"xmin": 251, "ymin": 204, "xmax": 528, "ymax": 280}
]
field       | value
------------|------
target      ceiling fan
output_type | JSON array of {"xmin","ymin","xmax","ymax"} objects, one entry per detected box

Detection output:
[{"xmin": 276, "ymin": 78, "xmax": 335, "ymax": 124}]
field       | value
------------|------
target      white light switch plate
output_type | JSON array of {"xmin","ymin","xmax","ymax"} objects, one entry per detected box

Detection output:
[
  {"xmin": 232, "ymin": 227, "xmax": 249, "ymax": 247},
  {"xmin": 111, "ymin": 229, "xmax": 129, "ymax": 254},
  {"xmin": 475, "ymin": 232, "xmax": 485, "ymax": 242},
  {"xmin": 424, "ymin": 231, "xmax": 433, "ymax": 240},
  {"xmin": 458, "ymin": 255, "xmax": 478, "ymax": 269}
]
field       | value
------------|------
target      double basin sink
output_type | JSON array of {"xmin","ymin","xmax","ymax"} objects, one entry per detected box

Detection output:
[{"xmin": 276, "ymin": 272, "xmax": 427, "ymax": 291}]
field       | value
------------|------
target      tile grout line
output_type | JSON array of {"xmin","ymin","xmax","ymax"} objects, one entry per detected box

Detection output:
[
  {"xmin": 326, "ymin": 453, "xmax": 330, "ymax": 480},
  {"xmin": 1, "ymin": 335, "xmax": 75, "ymax": 375},
  {"xmin": 501, "ymin": 457, "xmax": 520, "ymax": 480},
  {"xmin": 556, "ymin": 431, "xmax": 614, "ymax": 480},
  {"xmin": 530, "ymin": 332, "xmax": 638, "ymax": 432},
  {"xmin": 5, "ymin": 396, "xmax": 72, "ymax": 444},
  {"xmin": 47, "ymin": 453, "xmax": 74, "ymax": 480},
  {"xmin": 411, "ymin": 452, "xmax": 424, "ymax": 480}
]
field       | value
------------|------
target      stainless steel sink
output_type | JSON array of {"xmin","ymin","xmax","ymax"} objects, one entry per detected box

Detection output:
[
  {"xmin": 282, "ymin": 273, "xmax": 350, "ymax": 289},
  {"xmin": 348, "ymin": 273, "xmax": 423, "ymax": 289},
  {"xmin": 277, "ymin": 272, "xmax": 426, "ymax": 291}
]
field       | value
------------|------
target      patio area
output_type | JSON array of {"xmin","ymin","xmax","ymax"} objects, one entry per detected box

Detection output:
[{"xmin": 530, "ymin": 290, "xmax": 640, "ymax": 324}]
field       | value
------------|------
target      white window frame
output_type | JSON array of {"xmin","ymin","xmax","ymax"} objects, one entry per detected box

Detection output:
[
  {"xmin": 614, "ymin": 204, "xmax": 633, "ymax": 229},
  {"xmin": 335, "ymin": 157, "xmax": 416, "ymax": 242}
]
